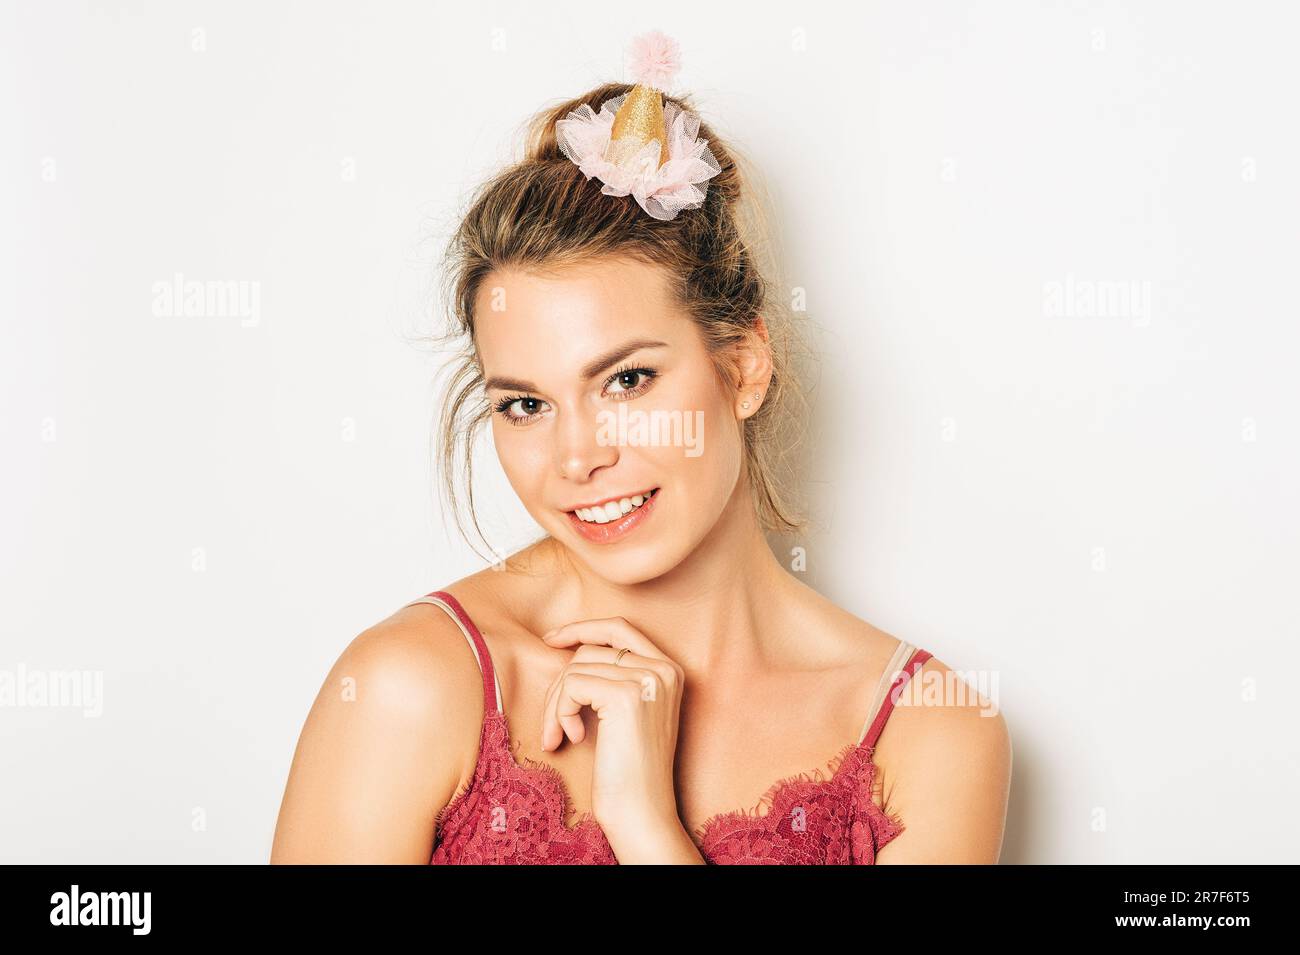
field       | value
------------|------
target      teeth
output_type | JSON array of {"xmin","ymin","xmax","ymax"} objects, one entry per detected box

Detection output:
[{"xmin": 573, "ymin": 489, "xmax": 656, "ymax": 524}]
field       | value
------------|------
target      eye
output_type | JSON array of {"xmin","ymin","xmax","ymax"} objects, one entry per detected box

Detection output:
[
  {"xmin": 603, "ymin": 364, "xmax": 657, "ymax": 399},
  {"xmin": 492, "ymin": 363, "xmax": 658, "ymax": 425},
  {"xmin": 493, "ymin": 394, "xmax": 549, "ymax": 426}
]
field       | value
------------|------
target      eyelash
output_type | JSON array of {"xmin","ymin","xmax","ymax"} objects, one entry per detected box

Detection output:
[{"xmin": 492, "ymin": 363, "xmax": 658, "ymax": 426}]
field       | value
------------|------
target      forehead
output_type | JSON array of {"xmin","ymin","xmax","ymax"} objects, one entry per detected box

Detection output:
[{"xmin": 474, "ymin": 256, "xmax": 679, "ymax": 343}]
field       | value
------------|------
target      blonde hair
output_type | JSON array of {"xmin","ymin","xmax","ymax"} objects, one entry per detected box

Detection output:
[{"xmin": 432, "ymin": 82, "xmax": 812, "ymax": 562}]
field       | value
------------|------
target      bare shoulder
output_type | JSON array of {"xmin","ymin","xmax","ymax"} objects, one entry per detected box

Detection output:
[
  {"xmin": 788, "ymin": 570, "xmax": 1008, "ymax": 757},
  {"xmin": 888, "ymin": 653, "xmax": 1011, "ymax": 753},
  {"xmin": 341, "ymin": 600, "xmax": 488, "ymax": 722},
  {"xmin": 779, "ymin": 573, "xmax": 906, "ymax": 665},
  {"xmin": 269, "ymin": 598, "xmax": 487, "ymax": 863},
  {"xmin": 873, "ymin": 652, "xmax": 1013, "ymax": 863}
]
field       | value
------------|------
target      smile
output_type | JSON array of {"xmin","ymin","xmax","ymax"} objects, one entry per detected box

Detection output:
[{"xmin": 565, "ymin": 487, "xmax": 660, "ymax": 544}]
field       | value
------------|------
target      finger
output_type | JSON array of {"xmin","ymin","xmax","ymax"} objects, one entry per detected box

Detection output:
[
  {"xmin": 540, "ymin": 646, "xmax": 668, "ymax": 750},
  {"xmin": 569, "ymin": 643, "xmax": 612, "ymax": 663},
  {"xmin": 539, "ymin": 646, "xmax": 606, "ymax": 751},
  {"xmin": 554, "ymin": 666, "xmax": 653, "ymax": 730},
  {"xmin": 541, "ymin": 663, "xmax": 655, "ymax": 752},
  {"xmin": 543, "ymin": 662, "xmax": 650, "ymax": 750},
  {"xmin": 540, "ymin": 666, "xmax": 586, "ymax": 751},
  {"xmin": 541, "ymin": 616, "xmax": 669, "ymax": 662},
  {"xmin": 537, "ymin": 630, "xmax": 679, "ymax": 751},
  {"xmin": 571, "ymin": 643, "xmax": 659, "ymax": 670}
]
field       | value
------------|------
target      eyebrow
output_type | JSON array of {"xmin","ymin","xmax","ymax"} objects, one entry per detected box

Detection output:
[{"xmin": 483, "ymin": 338, "xmax": 670, "ymax": 393}]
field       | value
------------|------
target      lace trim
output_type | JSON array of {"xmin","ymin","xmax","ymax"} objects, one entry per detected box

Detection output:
[
  {"xmin": 689, "ymin": 738, "xmax": 858, "ymax": 845},
  {"xmin": 689, "ymin": 738, "xmax": 904, "ymax": 850},
  {"xmin": 433, "ymin": 706, "xmax": 906, "ymax": 859},
  {"xmin": 431, "ymin": 714, "xmax": 490, "ymax": 842},
  {"xmin": 865, "ymin": 755, "xmax": 907, "ymax": 851},
  {"xmin": 506, "ymin": 730, "xmax": 603, "ymax": 832},
  {"xmin": 434, "ymin": 709, "xmax": 604, "ymax": 841}
]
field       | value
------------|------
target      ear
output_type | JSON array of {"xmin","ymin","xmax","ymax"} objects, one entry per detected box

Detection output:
[{"xmin": 734, "ymin": 315, "xmax": 774, "ymax": 419}]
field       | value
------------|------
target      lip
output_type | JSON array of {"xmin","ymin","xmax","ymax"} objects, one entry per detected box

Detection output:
[
  {"xmin": 565, "ymin": 488, "xmax": 661, "ymax": 545},
  {"xmin": 564, "ymin": 486, "xmax": 659, "ymax": 513}
]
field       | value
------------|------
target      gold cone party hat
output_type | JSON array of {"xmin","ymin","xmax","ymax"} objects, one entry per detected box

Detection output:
[
  {"xmin": 603, "ymin": 31, "xmax": 681, "ymax": 170},
  {"xmin": 606, "ymin": 84, "xmax": 667, "ymax": 167}
]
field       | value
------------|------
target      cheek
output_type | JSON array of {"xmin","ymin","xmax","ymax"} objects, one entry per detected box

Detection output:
[
  {"xmin": 491, "ymin": 420, "xmax": 551, "ymax": 494},
  {"xmin": 659, "ymin": 369, "xmax": 744, "ymax": 501}
]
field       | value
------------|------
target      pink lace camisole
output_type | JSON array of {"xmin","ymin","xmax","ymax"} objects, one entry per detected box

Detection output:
[{"xmin": 412, "ymin": 590, "xmax": 933, "ymax": 865}]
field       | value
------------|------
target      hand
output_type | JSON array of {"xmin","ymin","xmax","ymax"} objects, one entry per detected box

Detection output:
[{"xmin": 540, "ymin": 616, "xmax": 686, "ymax": 840}]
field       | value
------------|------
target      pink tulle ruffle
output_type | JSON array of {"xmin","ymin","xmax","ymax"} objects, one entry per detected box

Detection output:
[{"xmin": 555, "ymin": 92, "xmax": 722, "ymax": 221}]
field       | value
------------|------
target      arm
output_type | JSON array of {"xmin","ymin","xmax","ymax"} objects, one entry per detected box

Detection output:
[
  {"xmin": 873, "ymin": 658, "xmax": 1012, "ymax": 864},
  {"xmin": 603, "ymin": 816, "xmax": 708, "ymax": 864},
  {"xmin": 270, "ymin": 609, "xmax": 483, "ymax": 864}
]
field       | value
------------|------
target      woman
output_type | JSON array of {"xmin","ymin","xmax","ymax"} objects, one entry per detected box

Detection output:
[{"xmin": 271, "ymin": 32, "xmax": 1011, "ymax": 864}]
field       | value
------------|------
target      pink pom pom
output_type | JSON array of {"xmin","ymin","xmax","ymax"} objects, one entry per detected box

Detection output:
[{"xmin": 627, "ymin": 30, "xmax": 681, "ymax": 92}]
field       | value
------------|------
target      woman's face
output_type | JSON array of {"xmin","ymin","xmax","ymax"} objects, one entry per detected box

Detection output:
[{"xmin": 474, "ymin": 255, "xmax": 751, "ymax": 585}]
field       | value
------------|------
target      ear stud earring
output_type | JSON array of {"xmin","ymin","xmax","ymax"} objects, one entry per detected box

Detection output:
[{"xmin": 741, "ymin": 391, "xmax": 762, "ymax": 411}]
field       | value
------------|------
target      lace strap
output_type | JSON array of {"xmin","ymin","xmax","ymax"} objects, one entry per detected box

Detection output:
[
  {"xmin": 405, "ymin": 590, "xmax": 503, "ymax": 715},
  {"xmin": 857, "ymin": 642, "xmax": 933, "ymax": 748}
]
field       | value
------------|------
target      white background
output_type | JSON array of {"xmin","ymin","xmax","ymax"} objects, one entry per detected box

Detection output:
[{"xmin": 2, "ymin": 0, "xmax": 1297, "ymax": 863}]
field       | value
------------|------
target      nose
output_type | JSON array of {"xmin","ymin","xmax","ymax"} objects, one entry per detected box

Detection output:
[{"xmin": 555, "ymin": 402, "xmax": 619, "ymax": 481}]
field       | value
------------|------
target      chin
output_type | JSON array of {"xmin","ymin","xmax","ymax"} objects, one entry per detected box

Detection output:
[
  {"xmin": 558, "ymin": 527, "xmax": 696, "ymax": 587},
  {"xmin": 549, "ymin": 527, "xmax": 674, "ymax": 585},
  {"xmin": 590, "ymin": 550, "xmax": 681, "ymax": 586}
]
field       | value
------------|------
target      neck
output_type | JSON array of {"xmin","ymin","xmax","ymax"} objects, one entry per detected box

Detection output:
[{"xmin": 534, "ymin": 478, "xmax": 800, "ymax": 685}]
